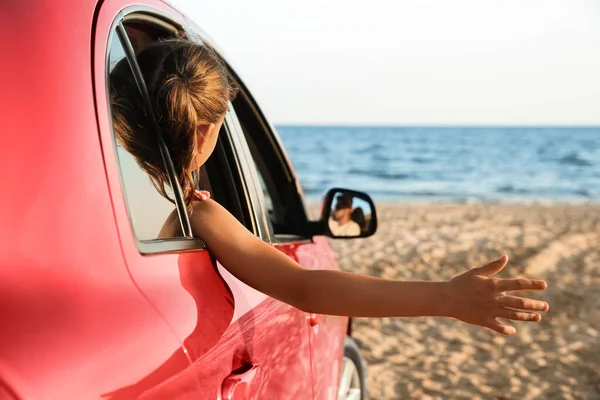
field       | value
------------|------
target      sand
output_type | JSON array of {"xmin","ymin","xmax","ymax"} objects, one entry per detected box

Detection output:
[{"xmin": 328, "ymin": 204, "xmax": 600, "ymax": 400}]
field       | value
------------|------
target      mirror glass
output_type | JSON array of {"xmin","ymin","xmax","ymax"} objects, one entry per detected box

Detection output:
[{"xmin": 327, "ymin": 190, "xmax": 374, "ymax": 238}]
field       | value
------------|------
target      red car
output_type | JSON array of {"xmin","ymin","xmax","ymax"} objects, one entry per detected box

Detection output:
[{"xmin": 0, "ymin": 0, "xmax": 378, "ymax": 399}]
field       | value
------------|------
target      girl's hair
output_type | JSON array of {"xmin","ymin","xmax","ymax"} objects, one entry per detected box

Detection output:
[
  {"xmin": 351, "ymin": 207, "xmax": 366, "ymax": 230},
  {"xmin": 110, "ymin": 38, "xmax": 237, "ymax": 207}
]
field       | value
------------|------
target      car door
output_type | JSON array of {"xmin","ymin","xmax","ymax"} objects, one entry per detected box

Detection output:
[
  {"xmin": 95, "ymin": 3, "xmax": 217, "ymax": 398},
  {"xmin": 0, "ymin": 0, "xmax": 198, "ymax": 397},
  {"xmin": 96, "ymin": 3, "xmax": 314, "ymax": 399},
  {"xmin": 228, "ymin": 80, "xmax": 350, "ymax": 399}
]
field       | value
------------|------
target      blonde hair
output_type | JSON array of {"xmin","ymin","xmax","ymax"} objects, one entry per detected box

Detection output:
[{"xmin": 110, "ymin": 39, "xmax": 237, "ymax": 207}]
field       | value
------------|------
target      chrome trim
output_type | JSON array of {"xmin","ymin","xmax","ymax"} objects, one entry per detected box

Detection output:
[
  {"xmin": 272, "ymin": 234, "xmax": 312, "ymax": 244},
  {"xmin": 138, "ymin": 238, "xmax": 206, "ymax": 255},
  {"xmin": 117, "ymin": 5, "xmax": 183, "ymax": 30},
  {"xmin": 122, "ymin": 11, "xmax": 183, "ymax": 33},
  {"xmin": 221, "ymin": 116, "xmax": 260, "ymax": 236}
]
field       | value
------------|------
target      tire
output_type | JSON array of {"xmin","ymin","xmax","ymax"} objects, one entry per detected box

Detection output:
[{"xmin": 338, "ymin": 337, "xmax": 368, "ymax": 400}]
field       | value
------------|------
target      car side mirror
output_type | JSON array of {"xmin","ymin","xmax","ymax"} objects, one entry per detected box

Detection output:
[{"xmin": 319, "ymin": 188, "xmax": 378, "ymax": 239}]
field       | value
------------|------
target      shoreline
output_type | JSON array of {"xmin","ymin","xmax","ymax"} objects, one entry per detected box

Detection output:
[{"xmin": 306, "ymin": 198, "xmax": 600, "ymax": 207}]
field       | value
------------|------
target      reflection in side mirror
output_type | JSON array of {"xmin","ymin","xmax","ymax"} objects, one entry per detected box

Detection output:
[{"xmin": 321, "ymin": 188, "xmax": 377, "ymax": 239}]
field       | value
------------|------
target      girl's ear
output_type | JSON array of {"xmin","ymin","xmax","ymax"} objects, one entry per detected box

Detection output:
[{"xmin": 196, "ymin": 122, "xmax": 216, "ymax": 154}]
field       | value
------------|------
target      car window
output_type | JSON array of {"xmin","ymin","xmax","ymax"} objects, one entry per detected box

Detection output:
[
  {"xmin": 106, "ymin": 17, "xmax": 257, "ymax": 250},
  {"xmin": 237, "ymin": 112, "xmax": 285, "ymax": 234},
  {"xmin": 252, "ymin": 159, "xmax": 275, "ymax": 224},
  {"xmin": 108, "ymin": 34, "xmax": 180, "ymax": 241},
  {"xmin": 231, "ymin": 91, "xmax": 310, "ymax": 239}
]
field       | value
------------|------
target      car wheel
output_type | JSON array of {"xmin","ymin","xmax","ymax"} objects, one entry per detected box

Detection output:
[{"xmin": 338, "ymin": 337, "xmax": 368, "ymax": 400}]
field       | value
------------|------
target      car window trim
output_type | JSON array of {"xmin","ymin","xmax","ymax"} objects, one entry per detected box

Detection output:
[
  {"xmin": 137, "ymin": 238, "xmax": 206, "ymax": 255},
  {"xmin": 272, "ymin": 234, "xmax": 312, "ymax": 244},
  {"xmin": 122, "ymin": 12, "xmax": 182, "ymax": 34},
  {"xmin": 225, "ymin": 106, "xmax": 274, "ymax": 243},
  {"xmin": 219, "ymin": 115, "xmax": 261, "ymax": 236}
]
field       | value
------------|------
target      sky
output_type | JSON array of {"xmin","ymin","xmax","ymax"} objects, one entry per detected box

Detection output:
[{"xmin": 171, "ymin": 0, "xmax": 600, "ymax": 126}]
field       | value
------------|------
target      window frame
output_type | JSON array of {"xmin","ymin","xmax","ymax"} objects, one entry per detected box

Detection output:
[
  {"xmin": 229, "ymin": 83, "xmax": 312, "ymax": 243},
  {"xmin": 104, "ymin": 7, "xmax": 260, "ymax": 254},
  {"xmin": 224, "ymin": 105, "xmax": 275, "ymax": 243}
]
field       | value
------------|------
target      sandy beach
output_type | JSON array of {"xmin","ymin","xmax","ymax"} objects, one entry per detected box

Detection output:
[{"xmin": 329, "ymin": 203, "xmax": 600, "ymax": 400}]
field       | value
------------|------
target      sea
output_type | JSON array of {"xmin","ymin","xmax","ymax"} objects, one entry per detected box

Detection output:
[{"xmin": 275, "ymin": 126, "xmax": 600, "ymax": 204}]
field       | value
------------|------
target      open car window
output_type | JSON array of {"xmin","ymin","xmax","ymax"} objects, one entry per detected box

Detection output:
[
  {"xmin": 108, "ymin": 28, "xmax": 182, "ymax": 242},
  {"xmin": 105, "ymin": 13, "xmax": 255, "ymax": 253}
]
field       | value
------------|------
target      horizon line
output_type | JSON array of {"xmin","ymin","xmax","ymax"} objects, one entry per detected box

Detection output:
[{"xmin": 273, "ymin": 123, "xmax": 600, "ymax": 129}]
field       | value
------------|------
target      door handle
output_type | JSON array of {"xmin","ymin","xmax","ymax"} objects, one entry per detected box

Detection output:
[{"xmin": 221, "ymin": 364, "xmax": 262, "ymax": 400}]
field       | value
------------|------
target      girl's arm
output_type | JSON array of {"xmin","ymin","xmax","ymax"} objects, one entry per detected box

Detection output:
[{"xmin": 191, "ymin": 199, "xmax": 548, "ymax": 335}]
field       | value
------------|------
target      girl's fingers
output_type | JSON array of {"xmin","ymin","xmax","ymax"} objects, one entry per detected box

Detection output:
[
  {"xmin": 497, "ymin": 295, "xmax": 549, "ymax": 312},
  {"xmin": 495, "ymin": 278, "xmax": 548, "ymax": 292},
  {"xmin": 194, "ymin": 190, "xmax": 211, "ymax": 201},
  {"xmin": 496, "ymin": 308, "xmax": 541, "ymax": 322},
  {"xmin": 471, "ymin": 255, "xmax": 509, "ymax": 277},
  {"xmin": 485, "ymin": 318, "xmax": 517, "ymax": 335}
]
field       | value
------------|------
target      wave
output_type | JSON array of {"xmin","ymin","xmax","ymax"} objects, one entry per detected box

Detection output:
[
  {"xmin": 411, "ymin": 156, "xmax": 433, "ymax": 164},
  {"xmin": 557, "ymin": 152, "xmax": 593, "ymax": 167},
  {"xmin": 496, "ymin": 185, "xmax": 531, "ymax": 194},
  {"xmin": 373, "ymin": 154, "xmax": 393, "ymax": 162},
  {"xmin": 573, "ymin": 188, "xmax": 592, "ymax": 198},
  {"xmin": 302, "ymin": 187, "xmax": 327, "ymax": 196},
  {"xmin": 347, "ymin": 169, "xmax": 413, "ymax": 180},
  {"xmin": 356, "ymin": 143, "xmax": 386, "ymax": 153}
]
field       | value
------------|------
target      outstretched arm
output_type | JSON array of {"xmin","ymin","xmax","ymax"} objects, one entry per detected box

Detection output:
[{"xmin": 191, "ymin": 199, "xmax": 548, "ymax": 335}]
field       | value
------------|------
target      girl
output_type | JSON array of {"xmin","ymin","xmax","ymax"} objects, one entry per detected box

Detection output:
[{"xmin": 110, "ymin": 38, "xmax": 548, "ymax": 336}]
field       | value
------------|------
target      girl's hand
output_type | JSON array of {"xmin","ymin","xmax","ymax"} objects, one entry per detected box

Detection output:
[{"xmin": 445, "ymin": 255, "xmax": 549, "ymax": 335}]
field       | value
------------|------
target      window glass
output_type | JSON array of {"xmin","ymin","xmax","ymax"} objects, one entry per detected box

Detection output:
[
  {"xmin": 108, "ymin": 34, "xmax": 181, "ymax": 241},
  {"xmin": 203, "ymin": 120, "xmax": 255, "ymax": 230},
  {"xmin": 252, "ymin": 159, "xmax": 275, "ymax": 224},
  {"xmin": 230, "ymin": 89, "xmax": 310, "ymax": 238},
  {"xmin": 242, "ymin": 134, "xmax": 283, "ymax": 232},
  {"xmin": 237, "ymin": 114, "xmax": 303, "ymax": 236}
]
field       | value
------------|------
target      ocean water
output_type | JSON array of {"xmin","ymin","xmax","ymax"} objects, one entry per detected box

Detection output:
[{"xmin": 275, "ymin": 126, "xmax": 600, "ymax": 204}]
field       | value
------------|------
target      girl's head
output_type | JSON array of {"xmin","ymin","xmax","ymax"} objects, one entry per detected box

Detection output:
[
  {"xmin": 110, "ymin": 38, "xmax": 237, "ymax": 205},
  {"xmin": 351, "ymin": 207, "xmax": 366, "ymax": 229}
]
